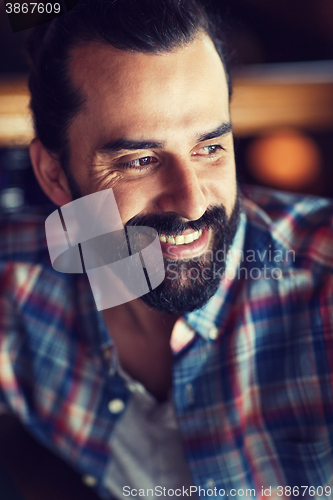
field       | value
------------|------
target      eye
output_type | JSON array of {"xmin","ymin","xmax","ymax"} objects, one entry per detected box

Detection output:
[
  {"xmin": 205, "ymin": 145, "xmax": 223, "ymax": 154},
  {"xmin": 120, "ymin": 156, "xmax": 158, "ymax": 170},
  {"xmin": 193, "ymin": 144, "xmax": 224, "ymax": 156}
]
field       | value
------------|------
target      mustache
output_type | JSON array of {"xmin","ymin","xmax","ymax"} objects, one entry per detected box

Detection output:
[{"xmin": 125, "ymin": 206, "xmax": 228, "ymax": 236}]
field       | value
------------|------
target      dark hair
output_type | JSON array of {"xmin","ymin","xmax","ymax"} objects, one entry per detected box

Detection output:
[{"xmin": 26, "ymin": 0, "xmax": 231, "ymax": 174}]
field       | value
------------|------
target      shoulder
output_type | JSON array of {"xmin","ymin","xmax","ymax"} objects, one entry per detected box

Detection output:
[
  {"xmin": 0, "ymin": 213, "xmax": 74, "ymax": 310},
  {"xmin": 0, "ymin": 213, "xmax": 49, "ymax": 265},
  {"xmin": 240, "ymin": 184, "xmax": 333, "ymax": 272}
]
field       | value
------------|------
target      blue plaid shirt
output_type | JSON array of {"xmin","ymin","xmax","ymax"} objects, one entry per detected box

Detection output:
[{"xmin": 0, "ymin": 185, "xmax": 333, "ymax": 499}]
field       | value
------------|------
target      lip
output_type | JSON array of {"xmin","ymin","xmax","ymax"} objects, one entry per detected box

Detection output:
[{"xmin": 159, "ymin": 228, "xmax": 210, "ymax": 259}]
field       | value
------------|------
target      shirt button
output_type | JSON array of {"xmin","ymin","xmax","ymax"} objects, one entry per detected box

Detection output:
[
  {"xmin": 208, "ymin": 325, "xmax": 219, "ymax": 340},
  {"xmin": 108, "ymin": 398, "xmax": 125, "ymax": 414},
  {"xmin": 82, "ymin": 474, "xmax": 97, "ymax": 487},
  {"xmin": 206, "ymin": 478, "xmax": 216, "ymax": 489},
  {"xmin": 102, "ymin": 347, "xmax": 113, "ymax": 361}
]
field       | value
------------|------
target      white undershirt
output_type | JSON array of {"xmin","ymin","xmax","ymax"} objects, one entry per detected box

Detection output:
[{"xmin": 104, "ymin": 354, "xmax": 196, "ymax": 500}]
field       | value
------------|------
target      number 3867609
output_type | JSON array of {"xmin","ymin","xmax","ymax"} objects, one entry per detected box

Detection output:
[{"xmin": 5, "ymin": 3, "xmax": 61, "ymax": 14}]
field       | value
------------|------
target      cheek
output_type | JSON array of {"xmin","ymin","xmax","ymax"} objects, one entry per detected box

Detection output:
[
  {"xmin": 207, "ymin": 157, "xmax": 237, "ymax": 215},
  {"xmin": 112, "ymin": 182, "xmax": 153, "ymax": 224}
]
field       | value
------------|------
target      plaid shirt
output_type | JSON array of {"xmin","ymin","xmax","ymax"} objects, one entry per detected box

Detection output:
[{"xmin": 0, "ymin": 185, "xmax": 333, "ymax": 500}]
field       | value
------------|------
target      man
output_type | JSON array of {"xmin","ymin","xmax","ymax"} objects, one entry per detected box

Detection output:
[{"xmin": 0, "ymin": 0, "xmax": 333, "ymax": 499}]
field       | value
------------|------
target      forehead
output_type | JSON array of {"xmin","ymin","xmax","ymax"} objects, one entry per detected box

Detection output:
[{"xmin": 68, "ymin": 35, "xmax": 230, "ymax": 146}]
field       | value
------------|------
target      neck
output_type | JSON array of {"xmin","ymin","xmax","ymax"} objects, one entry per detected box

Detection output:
[
  {"xmin": 102, "ymin": 299, "xmax": 180, "ymax": 401},
  {"xmin": 103, "ymin": 298, "xmax": 179, "ymax": 340}
]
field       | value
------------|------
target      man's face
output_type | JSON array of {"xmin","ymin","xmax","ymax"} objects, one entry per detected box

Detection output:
[{"xmin": 65, "ymin": 34, "xmax": 239, "ymax": 313}]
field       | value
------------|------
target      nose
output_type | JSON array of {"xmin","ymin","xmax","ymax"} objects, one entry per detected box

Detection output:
[{"xmin": 156, "ymin": 157, "xmax": 208, "ymax": 221}]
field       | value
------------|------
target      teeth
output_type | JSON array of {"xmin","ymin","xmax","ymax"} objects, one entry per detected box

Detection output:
[
  {"xmin": 159, "ymin": 229, "xmax": 203, "ymax": 245},
  {"xmin": 184, "ymin": 233, "xmax": 194, "ymax": 244},
  {"xmin": 175, "ymin": 235, "xmax": 185, "ymax": 245}
]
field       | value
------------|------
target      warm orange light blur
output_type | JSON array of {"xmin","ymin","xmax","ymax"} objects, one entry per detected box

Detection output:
[{"xmin": 247, "ymin": 129, "xmax": 322, "ymax": 190}]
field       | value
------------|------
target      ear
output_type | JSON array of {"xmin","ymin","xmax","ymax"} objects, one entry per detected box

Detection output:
[{"xmin": 29, "ymin": 138, "xmax": 73, "ymax": 207}]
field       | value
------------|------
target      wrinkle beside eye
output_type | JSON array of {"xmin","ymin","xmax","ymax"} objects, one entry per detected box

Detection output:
[{"xmin": 90, "ymin": 166, "xmax": 123, "ymax": 190}]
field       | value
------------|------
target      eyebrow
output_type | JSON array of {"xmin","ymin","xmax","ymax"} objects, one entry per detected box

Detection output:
[
  {"xmin": 98, "ymin": 138, "xmax": 164, "ymax": 153},
  {"xmin": 97, "ymin": 122, "xmax": 232, "ymax": 154},
  {"xmin": 197, "ymin": 122, "xmax": 232, "ymax": 143}
]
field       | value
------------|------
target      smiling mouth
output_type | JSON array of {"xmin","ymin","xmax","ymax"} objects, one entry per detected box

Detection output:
[{"xmin": 158, "ymin": 229, "xmax": 203, "ymax": 245}]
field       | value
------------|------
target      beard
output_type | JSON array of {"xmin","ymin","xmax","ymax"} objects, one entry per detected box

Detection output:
[
  {"xmin": 65, "ymin": 170, "xmax": 241, "ymax": 314},
  {"xmin": 126, "ymin": 191, "xmax": 241, "ymax": 314}
]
